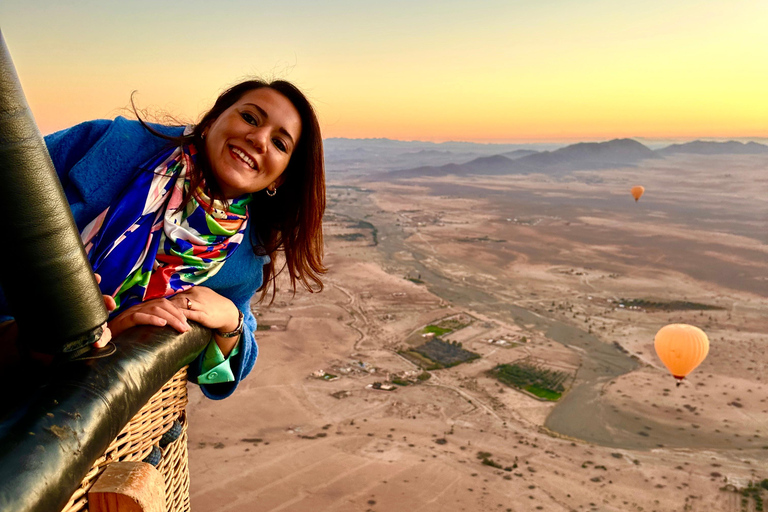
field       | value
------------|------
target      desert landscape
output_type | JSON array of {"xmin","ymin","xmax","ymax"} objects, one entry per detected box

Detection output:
[{"xmin": 187, "ymin": 141, "xmax": 768, "ymax": 511}]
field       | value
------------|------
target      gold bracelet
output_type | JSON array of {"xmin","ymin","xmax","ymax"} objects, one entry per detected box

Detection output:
[{"xmin": 216, "ymin": 310, "xmax": 244, "ymax": 338}]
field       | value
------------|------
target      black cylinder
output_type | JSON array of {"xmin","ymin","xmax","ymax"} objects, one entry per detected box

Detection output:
[{"xmin": 0, "ymin": 30, "xmax": 108, "ymax": 354}]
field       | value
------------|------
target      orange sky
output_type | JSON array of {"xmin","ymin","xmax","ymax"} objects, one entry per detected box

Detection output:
[{"xmin": 1, "ymin": 0, "xmax": 766, "ymax": 142}]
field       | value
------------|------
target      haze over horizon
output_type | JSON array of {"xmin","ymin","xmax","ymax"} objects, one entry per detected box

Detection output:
[
  {"xmin": 1, "ymin": 0, "xmax": 766, "ymax": 142},
  {"xmin": 324, "ymin": 134, "xmax": 768, "ymax": 146}
]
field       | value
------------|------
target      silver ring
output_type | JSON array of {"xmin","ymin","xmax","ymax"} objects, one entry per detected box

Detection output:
[{"xmin": 186, "ymin": 298, "xmax": 193, "ymax": 310}]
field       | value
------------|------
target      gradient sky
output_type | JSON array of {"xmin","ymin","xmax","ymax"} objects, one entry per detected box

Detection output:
[{"xmin": 1, "ymin": 0, "xmax": 766, "ymax": 142}]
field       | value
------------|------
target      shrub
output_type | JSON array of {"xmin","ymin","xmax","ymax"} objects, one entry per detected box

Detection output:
[{"xmin": 482, "ymin": 458, "xmax": 503, "ymax": 469}]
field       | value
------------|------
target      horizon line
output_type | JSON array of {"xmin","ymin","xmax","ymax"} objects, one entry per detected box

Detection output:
[{"xmin": 323, "ymin": 135, "xmax": 768, "ymax": 145}]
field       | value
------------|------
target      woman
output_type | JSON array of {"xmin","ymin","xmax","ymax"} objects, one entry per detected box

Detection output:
[{"xmin": 43, "ymin": 79, "xmax": 325, "ymax": 399}]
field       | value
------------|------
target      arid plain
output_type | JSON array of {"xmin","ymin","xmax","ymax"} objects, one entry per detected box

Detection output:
[{"xmin": 188, "ymin": 151, "xmax": 768, "ymax": 511}]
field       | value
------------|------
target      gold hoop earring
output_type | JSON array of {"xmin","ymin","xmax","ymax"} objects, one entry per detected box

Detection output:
[{"xmin": 266, "ymin": 187, "xmax": 277, "ymax": 197}]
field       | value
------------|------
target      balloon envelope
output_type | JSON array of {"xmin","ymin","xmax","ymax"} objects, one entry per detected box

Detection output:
[
  {"xmin": 654, "ymin": 324, "xmax": 709, "ymax": 381},
  {"xmin": 631, "ymin": 185, "xmax": 645, "ymax": 202}
]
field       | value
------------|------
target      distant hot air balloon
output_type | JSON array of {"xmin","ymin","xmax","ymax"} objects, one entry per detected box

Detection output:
[
  {"xmin": 654, "ymin": 324, "xmax": 709, "ymax": 385},
  {"xmin": 631, "ymin": 186, "xmax": 645, "ymax": 202}
]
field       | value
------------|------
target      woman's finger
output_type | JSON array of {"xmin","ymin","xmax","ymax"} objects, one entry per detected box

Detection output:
[
  {"xmin": 145, "ymin": 299, "xmax": 189, "ymax": 329},
  {"xmin": 132, "ymin": 306, "xmax": 189, "ymax": 333},
  {"xmin": 128, "ymin": 311, "xmax": 169, "ymax": 327},
  {"xmin": 171, "ymin": 292, "xmax": 201, "ymax": 313},
  {"xmin": 151, "ymin": 304, "xmax": 190, "ymax": 332},
  {"xmin": 173, "ymin": 296, "xmax": 192, "ymax": 312},
  {"xmin": 180, "ymin": 308, "xmax": 207, "ymax": 325},
  {"xmin": 93, "ymin": 322, "xmax": 112, "ymax": 348}
]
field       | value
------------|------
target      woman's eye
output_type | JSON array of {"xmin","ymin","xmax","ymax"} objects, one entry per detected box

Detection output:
[
  {"xmin": 241, "ymin": 112, "xmax": 258, "ymax": 125},
  {"xmin": 273, "ymin": 139, "xmax": 287, "ymax": 153}
]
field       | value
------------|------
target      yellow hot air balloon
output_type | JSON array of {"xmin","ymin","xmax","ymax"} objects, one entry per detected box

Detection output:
[
  {"xmin": 631, "ymin": 185, "xmax": 645, "ymax": 202},
  {"xmin": 654, "ymin": 324, "xmax": 709, "ymax": 385}
]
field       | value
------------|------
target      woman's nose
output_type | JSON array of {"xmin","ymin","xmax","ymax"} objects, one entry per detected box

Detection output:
[{"xmin": 246, "ymin": 128, "xmax": 268, "ymax": 153}]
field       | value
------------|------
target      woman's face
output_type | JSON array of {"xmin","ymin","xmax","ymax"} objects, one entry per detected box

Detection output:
[{"xmin": 204, "ymin": 88, "xmax": 302, "ymax": 199}]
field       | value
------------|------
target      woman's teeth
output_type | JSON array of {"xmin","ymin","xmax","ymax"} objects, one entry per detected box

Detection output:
[{"xmin": 231, "ymin": 147, "xmax": 256, "ymax": 169}]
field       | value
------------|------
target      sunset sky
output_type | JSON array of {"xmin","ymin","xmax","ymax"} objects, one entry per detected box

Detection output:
[{"xmin": 1, "ymin": 0, "xmax": 766, "ymax": 142}]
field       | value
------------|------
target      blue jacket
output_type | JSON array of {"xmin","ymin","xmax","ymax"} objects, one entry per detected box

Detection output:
[{"xmin": 10, "ymin": 116, "xmax": 265, "ymax": 399}]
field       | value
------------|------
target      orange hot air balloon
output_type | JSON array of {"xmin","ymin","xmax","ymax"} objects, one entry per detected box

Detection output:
[
  {"xmin": 631, "ymin": 185, "xmax": 645, "ymax": 202},
  {"xmin": 654, "ymin": 324, "xmax": 709, "ymax": 385}
]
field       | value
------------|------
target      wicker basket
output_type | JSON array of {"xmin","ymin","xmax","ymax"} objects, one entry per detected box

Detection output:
[{"xmin": 61, "ymin": 366, "xmax": 191, "ymax": 512}]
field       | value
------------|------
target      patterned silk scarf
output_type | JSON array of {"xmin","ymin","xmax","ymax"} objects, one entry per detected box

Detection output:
[{"xmin": 81, "ymin": 144, "xmax": 251, "ymax": 315}]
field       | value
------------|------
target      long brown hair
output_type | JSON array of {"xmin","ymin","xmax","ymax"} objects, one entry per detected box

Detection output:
[{"xmin": 136, "ymin": 79, "xmax": 326, "ymax": 301}]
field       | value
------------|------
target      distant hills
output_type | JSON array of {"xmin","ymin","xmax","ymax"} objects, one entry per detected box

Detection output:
[
  {"xmin": 323, "ymin": 138, "xmax": 561, "ymax": 175},
  {"xmin": 323, "ymin": 137, "xmax": 768, "ymax": 178},
  {"xmin": 389, "ymin": 138, "xmax": 662, "ymax": 178},
  {"xmin": 514, "ymin": 138, "xmax": 660, "ymax": 170},
  {"xmin": 656, "ymin": 140, "xmax": 768, "ymax": 156}
]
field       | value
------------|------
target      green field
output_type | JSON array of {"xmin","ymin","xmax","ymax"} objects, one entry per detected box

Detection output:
[
  {"xmin": 524, "ymin": 384, "xmax": 562, "ymax": 401},
  {"xmin": 491, "ymin": 362, "xmax": 569, "ymax": 401},
  {"xmin": 422, "ymin": 325, "xmax": 451, "ymax": 336}
]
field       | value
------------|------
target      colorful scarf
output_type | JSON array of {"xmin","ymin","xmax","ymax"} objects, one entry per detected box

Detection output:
[{"xmin": 81, "ymin": 144, "xmax": 251, "ymax": 315}]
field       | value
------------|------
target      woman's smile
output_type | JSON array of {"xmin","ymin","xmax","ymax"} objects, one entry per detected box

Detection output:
[{"xmin": 230, "ymin": 145, "xmax": 257, "ymax": 170}]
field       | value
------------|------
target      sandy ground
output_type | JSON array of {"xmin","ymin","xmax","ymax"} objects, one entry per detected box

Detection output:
[{"xmin": 188, "ymin": 154, "xmax": 768, "ymax": 511}]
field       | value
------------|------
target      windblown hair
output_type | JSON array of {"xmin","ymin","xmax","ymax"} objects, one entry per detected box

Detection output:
[{"xmin": 135, "ymin": 79, "xmax": 326, "ymax": 301}]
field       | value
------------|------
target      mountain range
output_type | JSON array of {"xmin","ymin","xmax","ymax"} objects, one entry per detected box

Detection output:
[
  {"xmin": 323, "ymin": 137, "xmax": 768, "ymax": 178},
  {"xmin": 656, "ymin": 140, "xmax": 768, "ymax": 156},
  {"xmin": 381, "ymin": 139, "xmax": 768, "ymax": 179}
]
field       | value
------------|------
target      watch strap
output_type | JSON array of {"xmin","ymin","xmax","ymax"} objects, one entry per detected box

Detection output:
[{"xmin": 216, "ymin": 309, "xmax": 244, "ymax": 338}]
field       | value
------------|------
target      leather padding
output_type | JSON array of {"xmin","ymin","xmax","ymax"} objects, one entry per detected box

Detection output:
[
  {"xmin": 0, "ymin": 324, "xmax": 211, "ymax": 512},
  {"xmin": 0, "ymin": 30, "xmax": 108, "ymax": 354}
]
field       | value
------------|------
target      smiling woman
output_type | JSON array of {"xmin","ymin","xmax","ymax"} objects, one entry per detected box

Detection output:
[
  {"xmin": 203, "ymin": 88, "xmax": 302, "ymax": 199},
  {"xmin": 0, "ymin": 79, "xmax": 326, "ymax": 399}
]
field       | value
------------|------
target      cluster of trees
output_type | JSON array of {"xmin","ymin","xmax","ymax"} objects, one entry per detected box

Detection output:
[
  {"xmin": 491, "ymin": 361, "xmax": 569, "ymax": 400},
  {"xmin": 617, "ymin": 298, "xmax": 723, "ymax": 312}
]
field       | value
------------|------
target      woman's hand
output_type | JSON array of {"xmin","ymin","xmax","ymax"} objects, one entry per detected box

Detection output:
[
  {"xmin": 99, "ymin": 284, "xmax": 240, "ymax": 357},
  {"xmin": 171, "ymin": 287, "xmax": 241, "ymax": 358},
  {"xmin": 107, "ymin": 298, "xmax": 191, "ymax": 340},
  {"xmin": 170, "ymin": 287, "xmax": 240, "ymax": 333},
  {"xmin": 95, "ymin": 273, "xmax": 117, "ymax": 313}
]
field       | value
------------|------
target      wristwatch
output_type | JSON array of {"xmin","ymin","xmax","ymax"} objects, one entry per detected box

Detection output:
[{"xmin": 216, "ymin": 310, "xmax": 244, "ymax": 338}]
